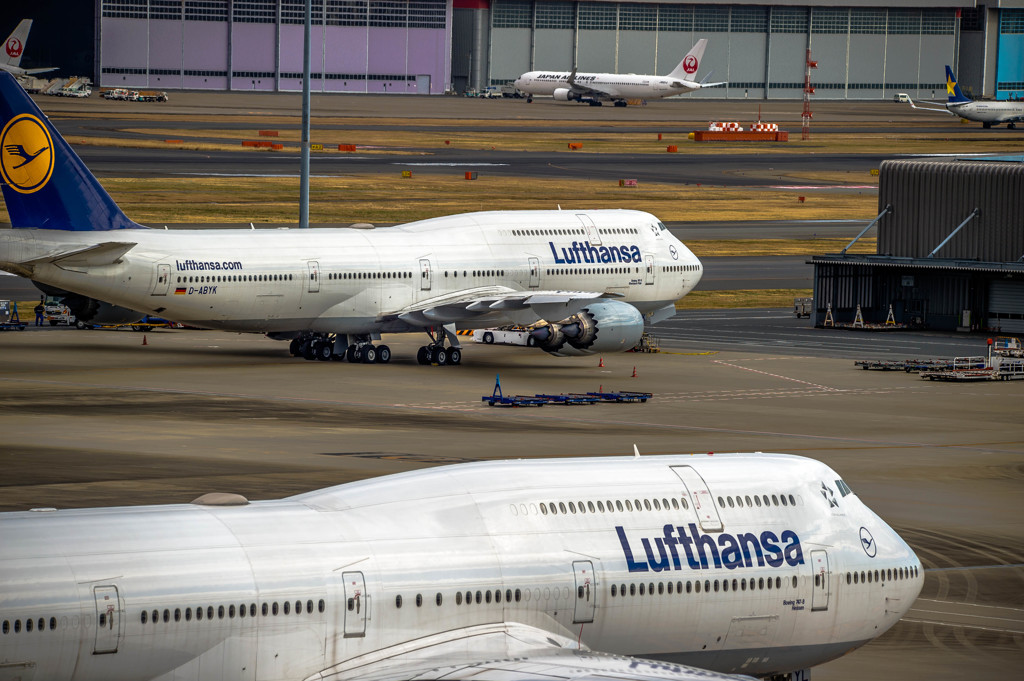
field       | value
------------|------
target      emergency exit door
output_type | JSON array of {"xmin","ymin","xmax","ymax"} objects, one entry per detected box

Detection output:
[
  {"xmin": 342, "ymin": 571, "xmax": 367, "ymax": 637},
  {"xmin": 93, "ymin": 585, "xmax": 122, "ymax": 654},
  {"xmin": 572, "ymin": 560, "xmax": 596, "ymax": 623},
  {"xmin": 671, "ymin": 465, "xmax": 723, "ymax": 532},
  {"xmin": 811, "ymin": 550, "xmax": 831, "ymax": 611}
]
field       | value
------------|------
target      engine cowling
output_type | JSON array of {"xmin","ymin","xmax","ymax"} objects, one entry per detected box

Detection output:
[
  {"xmin": 552, "ymin": 87, "xmax": 576, "ymax": 102},
  {"xmin": 531, "ymin": 300, "xmax": 644, "ymax": 356}
]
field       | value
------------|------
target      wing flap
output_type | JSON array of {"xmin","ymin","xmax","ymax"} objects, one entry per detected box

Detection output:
[
  {"xmin": 315, "ymin": 622, "xmax": 754, "ymax": 681},
  {"xmin": 387, "ymin": 289, "xmax": 620, "ymax": 326}
]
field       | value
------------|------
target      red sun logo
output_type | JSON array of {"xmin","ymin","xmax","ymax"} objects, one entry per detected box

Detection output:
[
  {"xmin": 682, "ymin": 55, "xmax": 698, "ymax": 75},
  {"xmin": 6, "ymin": 38, "xmax": 23, "ymax": 59}
]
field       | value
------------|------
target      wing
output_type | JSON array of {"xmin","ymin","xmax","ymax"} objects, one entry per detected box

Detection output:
[
  {"xmin": 316, "ymin": 622, "xmax": 754, "ymax": 681},
  {"xmin": 566, "ymin": 69, "xmax": 618, "ymax": 100},
  {"xmin": 384, "ymin": 286, "xmax": 623, "ymax": 327}
]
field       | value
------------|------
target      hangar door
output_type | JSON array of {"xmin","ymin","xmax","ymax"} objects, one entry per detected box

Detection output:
[{"xmin": 988, "ymin": 280, "xmax": 1024, "ymax": 333}]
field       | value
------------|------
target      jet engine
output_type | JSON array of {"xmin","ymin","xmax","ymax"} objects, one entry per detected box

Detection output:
[
  {"xmin": 530, "ymin": 300, "xmax": 644, "ymax": 356},
  {"xmin": 552, "ymin": 88, "xmax": 578, "ymax": 102}
]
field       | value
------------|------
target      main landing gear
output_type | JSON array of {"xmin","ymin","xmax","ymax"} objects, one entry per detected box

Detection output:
[
  {"xmin": 416, "ymin": 326, "xmax": 462, "ymax": 366},
  {"xmin": 289, "ymin": 333, "xmax": 391, "ymax": 364}
]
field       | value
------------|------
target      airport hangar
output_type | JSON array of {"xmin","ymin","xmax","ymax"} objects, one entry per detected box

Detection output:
[
  {"xmin": 95, "ymin": 0, "xmax": 1024, "ymax": 100},
  {"xmin": 809, "ymin": 158, "xmax": 1024, "ymax": 334}
]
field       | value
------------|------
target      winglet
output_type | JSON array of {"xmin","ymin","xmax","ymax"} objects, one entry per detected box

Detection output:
[
  {"xmin": 945, "ymin": 65, "xmax": 971, "ymax": 104},
  {"xmin": 633, "ymin": 444, "xmax": 641, "ymax": 458},
  {"xmin": 0, "ymin": 71, "xmax": 144, "ymax": 231}
]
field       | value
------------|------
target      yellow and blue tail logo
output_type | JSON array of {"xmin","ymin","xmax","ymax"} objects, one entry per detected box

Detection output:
[
  {"xmin": 945, "ymin": 65, "xmax": 970, "ymax": 104},
  {"xmin": 0, "ymin": 114, "xmax": 53, "ymax": 193},
  {"xmin": 0, "ymin": 71, "xmax": 142, "ymax": 230}
]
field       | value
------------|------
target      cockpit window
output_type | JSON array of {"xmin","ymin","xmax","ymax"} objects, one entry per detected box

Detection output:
[
  {"xmin": 836, "ymin": 479, "xmax": 853, "ymax": 497},
  {"xmin": 657, "ymin": 221, "xmax": 668, "ymax": 231}
]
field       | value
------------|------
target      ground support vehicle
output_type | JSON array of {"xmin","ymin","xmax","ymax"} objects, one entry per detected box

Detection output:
[
  {"xmin": 0, "ymin": 300, "xmax": 26, "ymax": 330},
  {"xmin": 474, "ymin": 326, "xmax": 537, "ymax": 347}
]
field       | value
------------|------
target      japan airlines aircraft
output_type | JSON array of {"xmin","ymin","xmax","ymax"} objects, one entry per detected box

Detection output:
[
  {"xmin": 896, "ymin": 66, "xmax": 1024, "ymax": 129},
  {"xmin": 0, "ymin": 452, "xmax": 924, "ymax": 681},
  {"xmin": 513, "ymin": 40, "xmax": 724, "ymax": 107},
  {"xmin": 1, "ymin": 20, "xmax": 57, "ymax": 78},
  {"xmin": 0, "ymin": 71, "xmax": 702, "ymax": 365}
]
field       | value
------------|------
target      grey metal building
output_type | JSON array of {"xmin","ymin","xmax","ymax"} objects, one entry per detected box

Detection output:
[
  {"xmin": 810, "ymin": 159, "xmax": 1024, "ymax": 333},
  {"xmin": 455, "ymin": 1, "xmax": 1024, "ymax": 100}
]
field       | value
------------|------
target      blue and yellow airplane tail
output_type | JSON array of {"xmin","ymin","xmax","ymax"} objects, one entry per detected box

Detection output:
[
  {"xmin": 0, "ymin": 71, "xmax": 143, "ymax": 230},
  {"xmin": 945, "ymin": 65, "xmax": 971, "ymax": 104}
]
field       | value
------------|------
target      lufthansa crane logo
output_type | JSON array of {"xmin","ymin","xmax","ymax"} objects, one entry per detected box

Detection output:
[
  {"xmin": 5, "ymin": 37, "xmax": 22, "ymax": 59},
  {"xmin": 859, "ymin": 527, "xmax": 877, "ymax": 558},
  {"xmin": 0, "ymin": 114, "xmax": 54, "ymax": 194},
  {"xmin": 682, "ymin": 55, "xmax": 698, "ymax": 75}
]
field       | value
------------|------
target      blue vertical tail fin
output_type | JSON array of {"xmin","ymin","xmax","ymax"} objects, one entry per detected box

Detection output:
[
  {"xmin": 945, "ymin": 65, "xmax": 971, "ymax": 104},
  {"xmin": 0, "ymin": 71, "xmax": 143, "ymax": 230}
]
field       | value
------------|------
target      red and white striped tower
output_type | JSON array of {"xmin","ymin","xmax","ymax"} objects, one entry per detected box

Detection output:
[{"xmin": 802, "ymin": 48, "xmax": 817, "ymax": 140}]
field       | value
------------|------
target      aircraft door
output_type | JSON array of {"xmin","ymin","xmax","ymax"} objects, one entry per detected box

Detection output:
[
  {"xmin": 342, "ymin": 571, "xmax": 367, "ymax": 637},
  {"xmin": 307, "ymin": 261, "xmax": 321, "ymax": 293},
  {"xmin": 151, "ymin": 264, "xmax": 171, "ymax": 296},
  {"xmin": 572, "ymin": 560, "xmax": 597, "ymax": 623},
  {"xmin": 645, "ymin": 255, "xmax": 655, "ymax": 285},
  {"xmin": 419, "ymin": 258, "xmax": 432, "ymax": 291},
  {"xmin": 529, "ymin": 257, "xmax": 540, "ymax": 288},
  {"xmin": 670, "ymin": 465, "xmax": 723, "ymax": 532},
  {"xmin": 810, "ymin": 550, "xmax": 831, "ymax": 611},
  {"xmin": 576, "ymin": 214, "xmax": 601, "ymax": 245},
  {"xmin": 93, "ymin": 585, "xmax": 122, "ymax": 654}
]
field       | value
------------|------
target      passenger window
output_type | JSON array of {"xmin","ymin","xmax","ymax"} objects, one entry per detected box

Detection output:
[
  {"xmin": 416, "ymin": 594, "xmax": 423, "ymax": 607},
  {"xmin": 436, "ymin": 593, "xmax": 443, "ymax": 606},
  {"xmin": 456, "ymin": 592, "xmax": 463, "ymax": 605},
  {"xmin": 283, "ymin": 601, "xmax": 290, "ymax": 615},
  {"xmin": 396, "ymin": 595, "xmax": 403, "ymax": 608},
  {"xmin": 318, "ymin": 600, "xmax": 325, "ymax": 614}
]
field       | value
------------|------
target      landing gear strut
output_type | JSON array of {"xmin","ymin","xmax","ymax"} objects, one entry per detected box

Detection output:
[{"xmin": 417, "ymin": 326, "xmax": 462, "ymax": 366}]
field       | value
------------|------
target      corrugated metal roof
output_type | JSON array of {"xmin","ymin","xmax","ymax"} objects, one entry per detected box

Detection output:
[
  {"xmin": 809, "ymin": 253, "xmax": 1024, "ymax": 275},
  {"xmin": 877, "ymin": 160, "xmax": 1024, "ymax": 263}
]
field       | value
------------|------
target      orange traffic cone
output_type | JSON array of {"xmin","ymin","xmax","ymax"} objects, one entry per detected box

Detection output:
[
  {"xmin": 142, "ymin": 335, "xmax": 148, "ymax": 346},
  {"xmin": 598, "ymin": 357, "xmax": 604, "ymax": 367},
  {"xmin": 631, "ymin": 366, "xmax": 637, "ymax": 378}
]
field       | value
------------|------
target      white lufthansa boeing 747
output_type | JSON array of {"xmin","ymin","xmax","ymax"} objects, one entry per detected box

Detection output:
[
  {"xmin": 0, "ymin": 452, "xmax": 924, "ymax": 681},
  {"xmin": 0, "ymin": 72, "xmax": 701, "ymax": 364}
]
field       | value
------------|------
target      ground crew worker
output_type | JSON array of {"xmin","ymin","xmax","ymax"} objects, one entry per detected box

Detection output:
[{"xmin": 34, "ymin": 300, "xmax": 44, "ymax": 326}]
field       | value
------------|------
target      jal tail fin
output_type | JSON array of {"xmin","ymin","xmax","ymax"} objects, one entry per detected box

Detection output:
[
  {"xmin": 945, "ymin": 65, "xmax": 970, "ymax": 104},
  {"xmin": 0, "ymin": 71, "xmax": 143, "ymax": 230},
  {"xmin": 667, "ymin": 39, "xmax": 708, "ymax": 82},
  {"xmin": 3, "ymin": 20, "xmax": 31, "ymax": 69}
]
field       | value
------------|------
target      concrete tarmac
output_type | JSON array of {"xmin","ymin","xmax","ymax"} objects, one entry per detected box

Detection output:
[{"xmin": 0, "ymin": 327, "xmax": 1020, "ymax": 680}]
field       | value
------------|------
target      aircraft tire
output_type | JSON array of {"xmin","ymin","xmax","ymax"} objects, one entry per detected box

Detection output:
[
  {"xmin": 303, "ymin": 343, "xmax": 317, "ymax": 361},
  {"xmin": 289, "ymin": 338, "xmax": 301, "ymax": 356},
  {"xmin": 526, "ymin": 335, "xmax": 536, "ymax": 347},
  {"xmin": 377, "ymin": 345, "xmax": 391, "ymax": 364},
  {"xmin": 482, "ymin": 332, "xmax": 494, "ymax": 344},
  {"xmin": 1009, "ymin": 123, "xmax": 1016, "ymax": 130},
  {"xmin": 361, "ymin": 346, "xmax": 377, "ymax": 364},
  {"xmin": 433, "ymin": 348, "xmax": 448, "ymax": 365},
  {"xmin": 448, "ymin": 348, "xmax": 462, "ymax": 365},
  {"xmin": 416, "ymin": 346, "xmax": 430, "ymax": 365},
  {"xmin": 317, "ymin": 342, "xmax": 334, "ymax": 361},
  {"xmin": 346, "ymin": 344, "xmax": 358, "ymax": 363}
]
